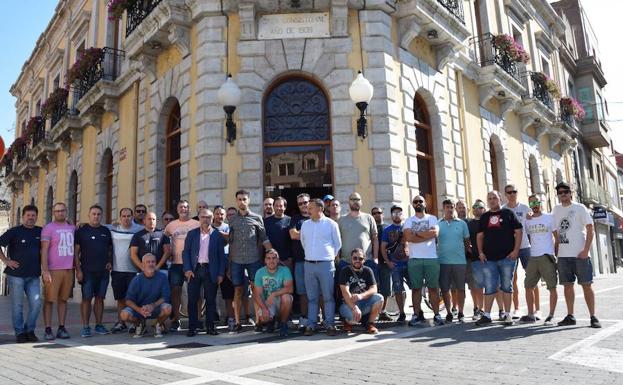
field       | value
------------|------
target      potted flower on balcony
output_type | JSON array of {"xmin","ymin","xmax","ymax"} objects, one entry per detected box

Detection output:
[
  {"xmin": 493, "ymin": 34, "xmax": 530, "ymax": 63},
  {"xmin": 2, "ymin": 146, "xmax": 13, "ymax": 166},
  {"xmin": 560, "ymin": 97, "xmax": 586, "ymax": 121},
  {"xmin": 533, "ymin": 72, "xmax": 561, "ymax": 98},
  {"xmin": 66, "ymin": 47, "xmax": 104, "ymax": 86},
  {"xmin": 107, "ymin": 0, "xmax": 138, "ymax": 20},
  {"xmin": 25, "ymin": 116, "xmax": 43, "ymax": 143},
  {"xmin": 41, "ymin": 88, "xmax": 69, "ymax": 119}
]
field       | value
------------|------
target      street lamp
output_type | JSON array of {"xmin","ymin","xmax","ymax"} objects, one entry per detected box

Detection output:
[
  {"xmin": 217, "ymin": 74, "xmax": 241, "ymax": 145},
  {"xmin": 349, "ymin": 71, "xmax": 374, "ymax": 139}
]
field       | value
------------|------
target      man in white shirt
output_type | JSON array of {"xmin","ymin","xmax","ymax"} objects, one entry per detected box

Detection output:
[
  {"xmin": 403, "ymin": 195, "xmax": 443, "ymax": 327},
  {"xmin": 553, "ymin": 182, "xmax": 601, "ymax": 328},
  {"xmin": 522, "ymin": 195, "xmax": 557, "ymax": 325},
  {"xmin": 300, "ymin": 198, "xmax": 342, "ymax": 336}
]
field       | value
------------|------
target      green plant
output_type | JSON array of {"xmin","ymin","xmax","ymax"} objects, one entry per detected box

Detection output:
[{"xmin": 493, "ymin": 34, "xmax": 530, "ymax": 63}]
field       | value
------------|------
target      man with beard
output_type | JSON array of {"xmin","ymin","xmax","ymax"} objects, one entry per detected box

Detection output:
[
  {"xmin": 263, "ymin": 197, "xmax": 275, "ymax": 219},
  {"xmin": 265, "ymin": 197, "xmax": 291, "ymax": 267},
  {"xmin": 381, "ymin": 205, "xmax": 409, "ymax": 322},
  {"xmin": 289, "ymin": 193, "xmax": 311, "ymax": 330},
  {"xmin": 338, "ymin": 193, "xmax": 378, "ymax": 277}
]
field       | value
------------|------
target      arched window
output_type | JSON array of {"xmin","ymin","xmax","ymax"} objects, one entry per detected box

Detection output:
[
  {"xmin": 490, "ymin": 138, "xmax": 500, "ymax": 192},
  {"xmin": 101, "ymin": 149, "xmax": 114, "ymax": 223},
  {"xmin": 46, "ymin": 187, "xmax": 54, "ymax": 223},
  {"xmin": 414, "ymin": 94, "xmax": 436, "ymax": 211},
  {"xmin": 68, "ymin": 171, "xmax": 79, "ymax": 224},
  {"xmin": 529, "ymin": 156, "xmax": 540, "ymax": 195},
  {"xmin": 263, "ymin": 76, "xmax": 332, "ymax": 216},
  {"xmin": 165, "ymin": 102, "xmax": 181, "ymax": 214},
  {"xmin": 16, "ymin": 206, "xmax": 21, "ymax": 225}
]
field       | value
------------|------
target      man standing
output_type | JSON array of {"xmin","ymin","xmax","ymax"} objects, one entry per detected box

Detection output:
[
  {"xmin": 265, "ymin": 197, "xmax": 292, "ymax": 268},
  {"xmin": 322, "ymin": 194, "xmax": 335, "ymax": 217},
  {"xmin": 404, "ymin": 196, "xmax": 443, "ymax": 326},
  {"xmin": 212, "ymin": 205, "xmax": 235, "ymax": 330},
  {"xmin": 74, "ymin": 205, "xmax": 113, "ymax": 337},
  {"xmin": 456, "ymin": 201, "xmax": 468, "ymax": 220},
  {"xmin": 120, "ymin": 253, "xmax": 172, "ymax": 338},
  {"xmin": 134, "ymin": 204, "xmax": 147, "ymax": 226},
  {"xmin": 253, "ymin": 249, "xmax": 294, "ymax": 336},
  {"xmin": 502, "ymin": 184, "xmax": 535, "ymax": 319},
  {"xmin": 41, "ymin": 202, "xmax": 75, "ymax": 340},
  {"xmin": 289, "ymin": 193, "xmax": 311, "ymax": 330},
  {"xmin": 131, "ymin": 211, "xmax": 171, "ymax": 273},
  {"xmin": 164, "ymin": 200, "xmax": 200, "ymax": 331},
  {"xmin": 0, "ymin": 205, "xmax": 42, "ymax": 343},
  {"xmin": 381, "ymin": 205, "xmax": 409, "ymax": 322},
  {"xmin": 263, "ymin": 197, "xmax": 275, "ymax": 218},
  {"xmin": 192, "ymin": 201, "xmax": 209, "ymax": 221},
  {"xmin": 475, "ymin": 191, "xmax": 522, "ymax": 326},
  {"xmin": 300, "ymin": 199, "xmax": 341, "ymax": 336},
  {"xmin": 338, "ymin": 193, "xmax": 378, "ymax": 277},
  {"xmin": 228, "ymin": 190, "xmax": 272, "ymax": 332},
  {"xmin": 183, "ymin": 209, "xmax": 226, "ymax": 336},
  {"xmin": 371, "ymin": 206, "xmax": 391, "ymax": 321},
  {"xmin": 328, "ymin": 199, "xmax": 341, "ymax": 222},
  {"xmin": 522, "ymin": 195, "xmax": 558, "ymax": 325},
  {"xmin": 437, "ymin": 199, "xmax": 470, "ymax": 324},
  {"xmin": 339, "ymin": 248, "xmax": 384, "ymax": 334},
  {"xmin": 553, "ymin": 182, "xmax": 601, "ymax": 328},
  {"xmin": 467, "ymin": 200, "xmax": 486, "ymax": 320},
  {"xmin": 109, "ymin": 208, "xmax": 144, "ymax": 333}
]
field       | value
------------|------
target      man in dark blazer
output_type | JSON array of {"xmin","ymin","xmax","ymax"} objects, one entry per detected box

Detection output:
[{"xmin": 183, "ymin": 208, "xmax": 226, "ymax": 336}]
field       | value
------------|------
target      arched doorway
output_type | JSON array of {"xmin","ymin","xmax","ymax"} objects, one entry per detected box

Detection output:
[
  {"xmin": 414, "ymin": 94, "xmax": 436, "ymax": 211},
  {"xmin": 68, "ymin": 171, "xmax": 78, "ymax": 224},
  {"xmin": 489, "ymin": 135, "xmax": 506, "ymax": 193},
  {"xmin": 263, "ymin": 76, "xmax": 333, "ymax": 216},
  {"xmin": 100, "ymin": 148, "xmax": 114, "ymax": 223}
]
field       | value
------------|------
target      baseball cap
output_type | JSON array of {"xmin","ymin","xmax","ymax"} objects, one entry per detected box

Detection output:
[
  {"xmin": 472, "ymin": 201, "xmax": 485, "ymax": 209},
  {"xmin": 390, "ymin": 205, "xmax": 403, "ymax": 213},
  {"xmin": 322, "ymin": 194, "xmax": 335, "ymax": 201},
  {"xmin": 555, "ymin": 182, "xmax": 571, "ymax": 191}
]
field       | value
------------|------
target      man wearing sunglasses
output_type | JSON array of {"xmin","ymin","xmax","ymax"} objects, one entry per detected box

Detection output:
[
  {"xmin": 289, "ymin": 193, "xmax": 311, "ymax": 330},
  {"xmin": 552, "ymin": 182, "xmax": 600, "ymax": 328},
  {"xmin": 522, "ymin": 196, "xmax": 557, "ymax": 325},
  {"xmin": 134, "ymin": 204, "xmax": 147, "ymax": 226}
]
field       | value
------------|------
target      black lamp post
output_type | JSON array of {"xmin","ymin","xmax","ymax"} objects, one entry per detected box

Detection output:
[
  {"xmin": 349, "ymin": 71, "xmax": 374, "ymax": 139},
  {"xmin": 217, "ymin": 74, "xmax": 241, "ymax": 145}
]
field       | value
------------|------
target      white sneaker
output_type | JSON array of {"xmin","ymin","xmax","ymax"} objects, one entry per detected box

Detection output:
[
  {"xmin": 133, "ymin": 322, "xmax": 146, "ymax": 338},
  {"xmin": 534, "ymin": 310, "xmax": 542, "ymax": 321},
  {"xmin": 503, "ymin": 313, "xmax": 515, "ymax": 326},
  {"xmin": 511, "ymin": 309, "xmax": 522, "ymax": 319},
  {"xmin": 298, "ymin": 317, "xmax": 308, "ymax": 330},
  {"xmin": 154, "ymin": 323, "xmax": 164, "ymax": 338}
]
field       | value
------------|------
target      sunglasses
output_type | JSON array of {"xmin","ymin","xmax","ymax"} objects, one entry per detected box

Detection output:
[
  {"xmin": 352, "ymin": 256, "xmax": 365, "ymax": 261},
  {"xmin": 372, "ymin": 211, "xmax": 382, "ymax": 215},
  {"xmin": 135, "ymin": 209, "xmax": 146, "ymax": 213},
  {"xmin": 298, "ymin": 201, "xmax": 310, "ymax": 206},
  {"xmin": 505, "ymin": 190, "xmax": 518, "ymax": 194},
  {"xmin": 413, "ymin": 200, "xmax": 424, "ymax": 204},
  {"xmin": 557, "ymin": 190, "xmax": 571, "ymax": 195}
]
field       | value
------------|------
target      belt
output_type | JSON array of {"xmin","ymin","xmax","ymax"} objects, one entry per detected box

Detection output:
[
  {"xmin": 196, "ymin": 263, "xmax": 209, "ymax": 267},
  {"xmin": 305, "ymin": 260, "xmax": 328, "ymax": 264}
]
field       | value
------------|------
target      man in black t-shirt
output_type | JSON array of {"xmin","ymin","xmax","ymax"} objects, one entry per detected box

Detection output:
[
  {"xmin": 475, "ymin": 191, "xmax": 522, "ymax": 326},
  {"xmin": 289, "ymin": 193, "xmax": 310, "ymax": 330},
  {"xmin": 0, "ymin": 205, "xmax": 42, "ymax": 343},
  {"xmin": 74, "ymin": 204, "xmax": 113, "ymax": 337},
  {"xmin": 265, "ymin": 197, "xmax": 291, "ymax": 265},
  {"xmin": 130, "ymin": 211, "xmax": 171, "ymax": 272},
  {"xmin": 339, "ymin": 248, "xmax": 384, "ymax": 334},
  {"xmin": 466, "ymin": 199, "xmax": 486, "ymax": 320}
]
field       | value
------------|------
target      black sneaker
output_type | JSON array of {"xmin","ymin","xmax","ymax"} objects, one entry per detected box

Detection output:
[
  {"xmin": 254, "ymin": 324, "xmax": 263, "ymax": 333},
  {"xmin": 16, "ymin": 333, "xmax": 28, "ymax": 343},
  {"xmin": 234, "ymin": 323, "xmax": 243, "ymax": 333},
  {"xmin": 457, "ymin": 312, "xmax": 465, "ymax": 323},
  {"xmin": 433, "ymin": 314, "xmax": 445, "ymax": 326},
  {"xmin": 445, "ymin": 313, "xmax": 453, "ymax": 323},
  {"xmin": 475, "ymin": 315, "xmax": 492, "ymax": 326},
  {"xmin": 26, "ymin": 331, "xmax": 39, "ymax": 342},
  {"xmin": 397, "ymin": 313, "xmax": 406, "ymax": 323},
  {"xmin": 557, "ymin": 314, "xmax": 576, "ymax": 326},
  {"xmin": 519, "ymin": 315, "xmax": 536, "ymax": 323},
  {"xmin": 590, "ymin": 316, "xmax": 602, "ymax": 329},
  {"xmin": 544, "ymin": 315, "xmax": 555, "ymax": 326}
]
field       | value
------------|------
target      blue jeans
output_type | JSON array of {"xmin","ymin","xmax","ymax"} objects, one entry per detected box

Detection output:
[
  {"xmin": 294, "ymin": 261, "xmax": 306, "ymax": 295},
  {"xmin": 304, "ymin": 260, "xmax": 335, "ymax": 328},
  {"xmin": 339, "ymin": 293, "xmax": 384, "ymax": 324},
  {"xmin": 470, "ymin": 260, "xmax": 485, "ymax": 289},
  {"xmin": 482, "ymin": 258, "xmax": 517, "ymax": 295},
  {"xmin": 391, "ymin": 263, "xmax": 410, "ymax": 293},
  {"xmin": 8, "ymin": 276, "xmax": 42, "ymax": 335}
]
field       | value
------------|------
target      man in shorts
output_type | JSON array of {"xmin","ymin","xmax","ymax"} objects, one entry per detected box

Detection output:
[
  {"xmin": 381, "ymin": 205, "xmax": 409, "ymax": 322},
  {"xmin": 289, "ymin": 193, "xmax": 311, "ymax": 330},
  {"xmin": 120, "ymin": 253, "xmax": 172, "ymax": 338},
  {"xmin": 74, "ymin": 205, "xmax": 113, "ymax": 337},
  {"xmin": 164, "ymin": 200, "xmax": 200, "ymax": 331},
  {"xmin": 437, "ymin": 199, "xmax": 470, "ymax": 324},
  {"xmin": 212, "ymin": 205, "xmax": 235, "ymax": 331},
  {"xmin": 553, "ymin": 182, "xmax": 601, "ymax": 328},
  {"xmin": 467, "ymin": 200, "xmax": 486, "ymax": 319},
  {"xmin": 522, "ymin": 195, "xmax": 558, "ymax": 325},
  {"xmin": 403, "ymin": 195, "xmax": 443, "ymax": 326},
  {"xmin": 109, "ymin": 208, "xmax": 144, "ymax": 333},
  {"xmin": 339, "ymin": 248, "xmax": 384, "ymax": 334},
  {"xmin": 41, "ymin": 202, "xmax": 75, "ymax": 340},
  {"xmin": 253, "ymin": 249, "xmax": 294, "ymax": 336}
]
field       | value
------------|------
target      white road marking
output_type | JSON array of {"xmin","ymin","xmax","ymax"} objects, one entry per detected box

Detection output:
[{"xmin": 549, "ymin": 321, "xmax": 623, "ymax": 374}]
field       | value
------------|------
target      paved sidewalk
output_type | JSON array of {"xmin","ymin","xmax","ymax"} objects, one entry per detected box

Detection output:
[{"xmin": 1, "ymin": 272, "xmax": 622, "ymax": 385}]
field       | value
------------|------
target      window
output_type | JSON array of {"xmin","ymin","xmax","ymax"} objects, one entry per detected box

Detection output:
[
  {"xmin": 68, "ymin": 171, "xmax": 79, "ymax": 224},
  {"xmin": 278, "ymin": 163, "xmax": 295, "ymax": 176},
  {"xmin": 35, "ymin": 100, "xmax": 41, "ymax": 116},
  {"xmin": 53, "ymin": 74, "xmax": 60, "ymax": 90},
  {"xmin": 46, "ymin": 187, "xmax": 54, "ymax": 223},
  {"xmin": 305, "ymin": 158, "xmax": 316, "ymax": 170},
  {"xmin": 529, "ymin": 156, "xmax": 539, "ymax": 195},
  {"xmin": 414, "ymin": 94, "xmax": 436, "ymax": 211},
  {"xmin": 165, "ymin": 102, "xmax": 181, "ymax": 214},
  {"xmin": 102, "ymin": 149, "xmax": 114, "ymax": 223},
  {"xmin": 490, "ymin": 138, "xmax": 500, "ymax": 191},
  {"xmin": 541, "ymin": 57, "xmax": 550, "ymax": 76}
]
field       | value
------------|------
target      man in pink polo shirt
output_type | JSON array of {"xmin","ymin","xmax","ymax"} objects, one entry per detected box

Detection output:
[{"xmin": 41, "ymin": 202, "xmax": 76, "ymax": 340}]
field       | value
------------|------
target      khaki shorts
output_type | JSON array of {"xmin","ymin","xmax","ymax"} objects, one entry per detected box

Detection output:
[
  {"xmin": 524, "ymin": 254, "xmax": 557, "ymax": 290},
  {"xmin": 44, "ymin": 269, "xmax": 74, "ymax": 302}
]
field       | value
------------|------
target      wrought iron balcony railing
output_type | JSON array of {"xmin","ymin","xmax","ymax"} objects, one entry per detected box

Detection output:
[
  {"xmin": 73, "ymin": 47, "xmax": 125, "ymax": 103},
  {"xmin": 31, "ymin": 117, "xmax": 46, "ymax": 147},
  {"xmin": 4, "ymin": 162, "xmax": 13, "ymax": 176},
  {"xmin": 126, "ymin": 0, "xmax": 163, "ymax": 37},
  {"xmin": 528, "ymin": 72, "xmax": 554, "ymax": 110},
  {"xmin": 437, "ymin": 0, "xmax": 465, "ymax": 24},
  {"xmin": 472, "ymin": 33, "xmax": 523, "ymax": 83},
  {"xmin": 16, "ymin": 145, "xmax": 27, "ymax": 163}
]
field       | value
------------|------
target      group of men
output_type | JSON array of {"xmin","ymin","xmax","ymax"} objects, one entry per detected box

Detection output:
[{"xmin": 0, "ymin": 181, "xmax": 601, "ymax": 343}]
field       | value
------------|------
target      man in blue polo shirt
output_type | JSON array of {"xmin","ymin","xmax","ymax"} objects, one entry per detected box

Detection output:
[
  {"xmin": 437, "ymin": 199, "xmax": 470, "ymax": 324},
  {"xmin": 0, "ymin": 205, "xmax": 42, "ymax": 343},
  {"xmin": 74, "ymin": 204, "xmax": 113, "ymax": 337}
]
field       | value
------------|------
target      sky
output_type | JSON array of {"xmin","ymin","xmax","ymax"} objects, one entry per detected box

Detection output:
[{"xmin": 0, "ymin": 1, "xmax": 621, "ymax": 152}]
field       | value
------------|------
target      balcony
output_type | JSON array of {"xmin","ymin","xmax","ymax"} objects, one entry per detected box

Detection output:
[
  {"xmin": 580, "ymin": 104, "xmax": 610, "ymax": 148},
  {"xmin": 30, "ymin": 129, "xmax": 58, "ymax": 167},
  {"xmin": 50, "ymin": 91, "xmax": 82, "ymax": 145},
  {"xmin": 14, "ymin": 145, "xmax": 29, "ymax": 178},
  {"xmin": 124, "ymin": 0, "xmax": 191, "ymax": 63},
  {"xmin": 583, "ymin": 178, "xmax": 611, "ymax": 208},
  {"xmin": 470, "ymin": 33, "xmax": 527, "ymax": 113},
  {"xmin": 518, "ymin": 72, "xmax": 557, "ymax": 131},
  {"xmin": 126, "ymin": 0, "xmax": 163, "ymax": 38},
  {"xmin": 30, "ymin": 117, "xmax": 46, "ymax": 147},
  {"xmin": 576, "ymin": 56, "xmax": 606, "ymax": 88}
]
